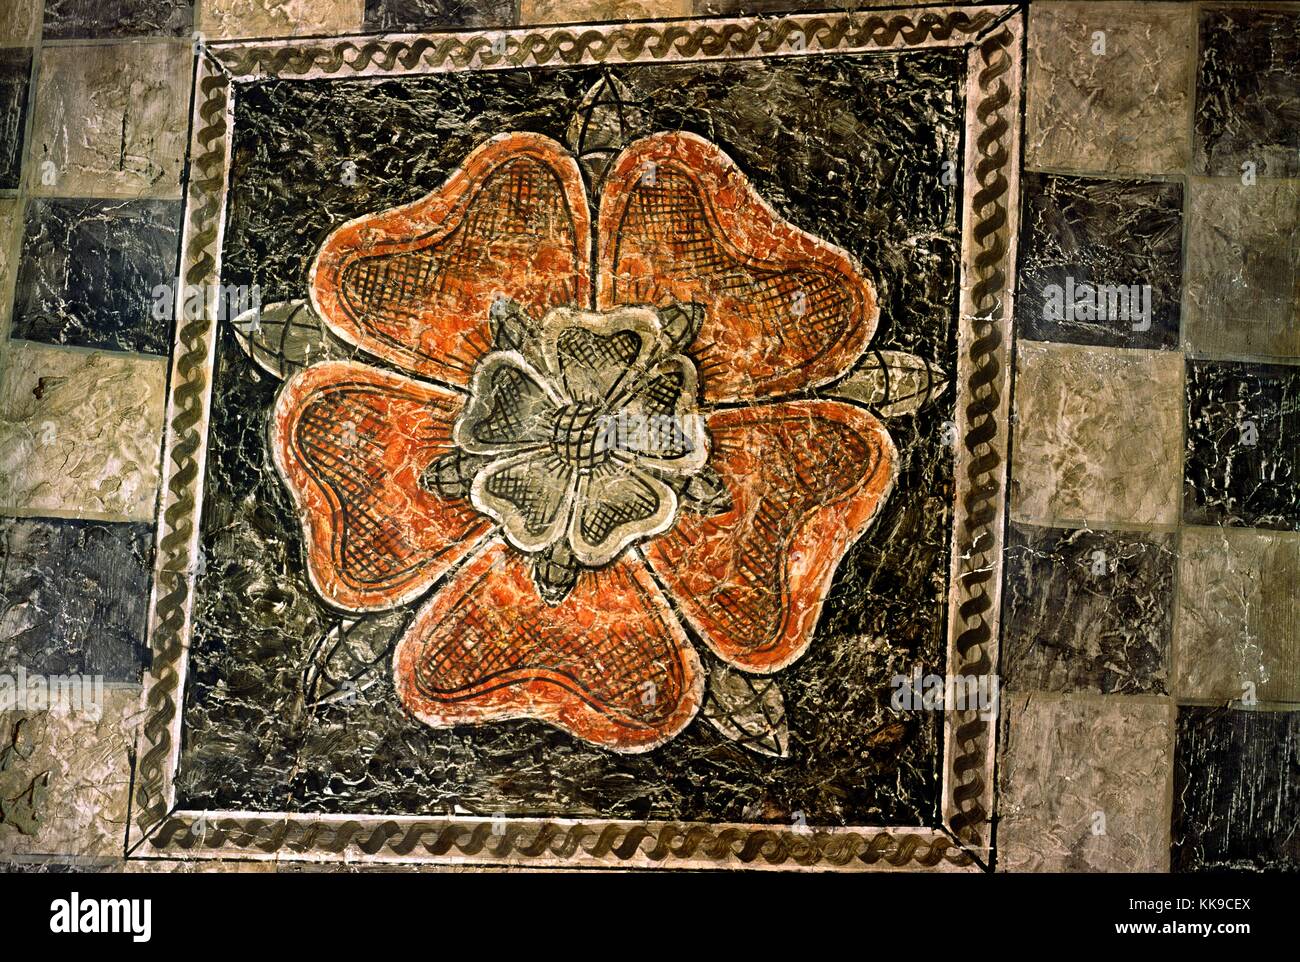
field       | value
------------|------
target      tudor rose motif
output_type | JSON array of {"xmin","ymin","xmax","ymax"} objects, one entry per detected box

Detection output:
[{"xmin": 270, "ymin": 129, "xmax": 898, "ymax": 752}]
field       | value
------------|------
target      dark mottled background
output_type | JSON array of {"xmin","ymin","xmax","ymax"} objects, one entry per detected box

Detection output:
[{"xmin": 178, "ymin": 50, "xmax": 964, "ymax": 826}]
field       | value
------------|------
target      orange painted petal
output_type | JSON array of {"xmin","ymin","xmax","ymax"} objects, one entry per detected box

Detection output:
[
  {"xmin": 597, "ymin": 132, "xmax": 877, "ymax": 402},
  {"xmin": 311, "ymin": 132, "xmax": 592, "ymax": 386},
  {"xmin": 272, "ymin": 360, "xmax": 492, "ymax": 612},
  {"xmin": 393, "ymin": 541, "xmax": 704, "ymax": 752},
  {"xmin": 643, "ymin": 399, "xmax": 897, "ymax": 674}
]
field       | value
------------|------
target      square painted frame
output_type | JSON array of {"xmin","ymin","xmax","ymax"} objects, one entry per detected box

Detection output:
[{"xmin": 128, "ymin": 4, "xmax": 1025, "ymax": 871}]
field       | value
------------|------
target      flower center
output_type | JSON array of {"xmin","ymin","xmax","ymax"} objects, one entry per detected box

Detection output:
[
  {"xmin": 439, "ymin": 303, "xmax": 718, "ymax": 598},
  {"xmin": 550, "ymin": 401, "xmax": 612, "ymax": 471}
]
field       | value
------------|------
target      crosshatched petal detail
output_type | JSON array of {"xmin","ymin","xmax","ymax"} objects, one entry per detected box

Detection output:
[
  {"xmin": 643, "ymin": 399, "xmax": 898, "ymax": 674},
  {"xmin": 310, "ymin": 132, "xmax": 592, "ymax": 386},
  {"xmin": 597, "ymin": 131, "xmax": 879, "ymax": 403},
  {"xmin": 471, "ymin": 450, "xmax": 574, "ymax": 554},
  {"xmin": 539, "ymin": 305, "xmax": 664, "ymax": 400},
  {"xmin": 569, "ymin": 464, "xmax": 677, "ymax": 567},
  {"xmin": 393, "ymin": 540, "xmax": 705, "ymax": 752},
  {"xmin": 617, "ymin": 354, "xmax": 709, "ymax": 474},
  {"xmin": 272, "ymin": 360, "xmax": 494, "ymax": 612},
  {"xmin": 453, "ymin": 351, "xmax": 562, "ymax": 455}
]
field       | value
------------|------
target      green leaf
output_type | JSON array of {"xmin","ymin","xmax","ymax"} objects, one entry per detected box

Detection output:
[
  {"xmin": 421, "ymin": 449, "xmax": 489, "ymax": 501},
  {"xmin": 827, "ymin": 349, "xmax": 949, "ymax": 418},
  {"xmin": 303, "ymin": 610, "xmax": 408, "ymax": 709},
  {"xmin": 230, "ymin": 299, "xmax": 351, "ymax": 380},
  {"xmin": 702, "ymin": 665, "xmax": 790, "ymax": 758},
  {"xmin": 656, "ymin": 302, "xmax": 705, "ymax": 352},
  {"xmin": 532, "ymin": 541, "xmax": 580, "ymax": 607},
  {"xmin": 681, "ymin": 465, "xmax": 733, "ymax": 516}
]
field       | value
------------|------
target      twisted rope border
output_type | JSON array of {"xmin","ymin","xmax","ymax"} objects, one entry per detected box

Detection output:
[
  {"xmin": 132, "ymin": 55, "xmax": 232, "ymax": 844},
  {"xmin": 211, "ymin": 10, "xmax": 1000, "ymax": 80},
  {"xmin": 147, "ymin": 815, "xmax": 973, "ymax": 869},
  {"xmin": 945, "ymin": 21, "xmax": 1020, "ymax": 852},
  {"xmin": 132, "ymin": 8, "xmax": 1023, "ymax": 870}
]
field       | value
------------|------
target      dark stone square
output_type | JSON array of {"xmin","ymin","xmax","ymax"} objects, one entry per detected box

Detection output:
[
  {"xmin": 10, "ymin": 198, "xmax": 182, "ymax": 355},
  {"xmin": 1184, "ymin": 359, "xmax": 1300, "ymax": 530},
  {"xmin": 179, "ymin": 50, "xmax": 968, "ymax": 826},
  {"xmin": 0, "ymin": 48, "xmax": 31, "ymax": 190},
  {"xmin": 1015, "ymin": 173, "xmax": 1183, "ymax": 350},
  {"xmin": 42, "ymin": 0, "xmax": 193, "ymax": 39},
  {"xmin": 364, "ymin": 0, "xmax": 517, "ymax": 31},
  {"xmin": 1196, "ymin": 7, "xmax": 1300, "ymax": 177},
  {"xmin": 1001, "ymin": 522, "xmax": 1174, "ymax": 695},
  {"xmin": 1172, "ymin": 706, "xmax": 1300, "ymax": 872},
  {"xmin": 0, "ymin": 517, "xmax": 154, "ymax": 682}
]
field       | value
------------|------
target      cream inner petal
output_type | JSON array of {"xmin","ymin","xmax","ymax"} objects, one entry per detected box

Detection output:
[
  {"xmin": 611, "ymin": 354, "xmax": 710, "ymax": 474},
  {"xmin": 568, "ymin": 465, "xmax": 678, "ymax": 567},
  {"xmin": 471, "ymin": 450, "xmax": 575, "ymax": 554},
  {"xmin": 453, "ymin": 351, "xmax": 561, "ymax": 456}
]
